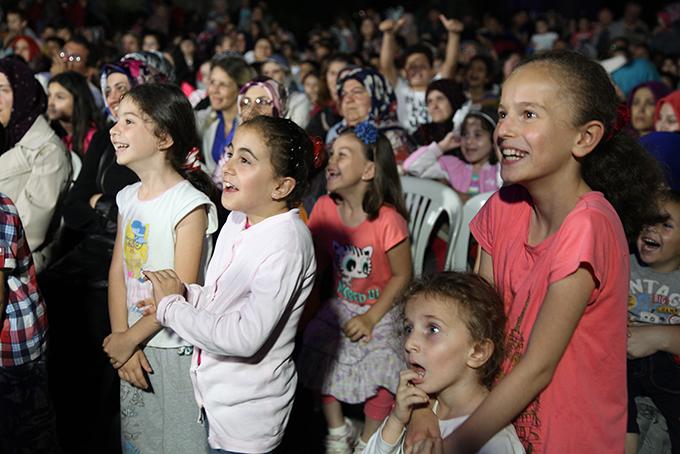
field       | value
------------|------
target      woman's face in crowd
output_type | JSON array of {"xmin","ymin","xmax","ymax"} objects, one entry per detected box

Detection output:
[
  {"xmin": 239, "ymin": 85, "xmax": 274, "ymax": 121},
  {"xmin": 426, "ymin": 89, "xmax": 453, "ymax": 123},
  {"xmin": 208, "ymin": 66, "xmax": 239, "ymax": 112},
  {"xmin": 254, "ymin": 39, "xmax": 272, "ymax": 62},
  {"xmin": 105, "ymin": 72, "xmax": 131, "ymax": 120},
  {"xmin": 656, "ymin": 102, "xmax": 679, "ymax": 132},
  {"xmin": 466, "ymin": 59, "xmax": 489, "ymax": 89},
  {"xmin": 0, "ymin": 73, "xmax": 12, "ymax": 127},
  {"xmin": 340, "ymin": 79, "xmax": 371, "ymax": 126},
  {"xmin": 262, "ymin": 61, "xmax": 286, "ymax": 84},
  {"xmin": 303, "ymin": 74, "xmax": 320, "ymax": 105},
  {"xmin": 326, "ymin": 60, "xmax": 348, "ymax": 103},
  {"xmin": 13, "ymin": 38, "xmax": 32, "ymax": 62},
  {"xmin": 630, "ymin": 87, "xmax": 656, "ymax": 134},
  {"xmin": 47, "ymin": 82, "xmax": 74, "ymax": 122}
]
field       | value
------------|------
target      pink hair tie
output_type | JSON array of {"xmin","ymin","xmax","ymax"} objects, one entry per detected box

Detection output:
[{"xmin": 182, "ymin": 147, "xmax": 201, "ymax": 172}]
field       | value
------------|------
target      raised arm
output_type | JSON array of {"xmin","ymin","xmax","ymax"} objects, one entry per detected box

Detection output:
[
  {"xmin": 438, "ymin": 15, "xmax": 464, "ymax": 79},
  {"xmin": 379, "ymin": 18, "xmax": 406, "ymax": 88}
]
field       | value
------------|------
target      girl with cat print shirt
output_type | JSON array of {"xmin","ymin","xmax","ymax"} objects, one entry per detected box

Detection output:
[{"xmin": 299, "ymin": 121, "xmax": 412, "ymax": 454}]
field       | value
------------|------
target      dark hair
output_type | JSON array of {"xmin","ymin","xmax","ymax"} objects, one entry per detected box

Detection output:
[
  {"xmin": 515, "ymin": 50, "xmax": 666, "ymax": 242},
  {"xmin": 210, "ymin": 54, "xmax": 256, "ymax": 89},
  {"xmin": 122, "ymin": 83, "xmax": 220, "ymax": 204},
  {"xmin": 45, "ymin": 36, "xmax": 65, "ymax": 49},
  {"xmin": 399, "ymin": 272, "xmax": 507, "ymax": 388},
  {"xmin": 333, "ymin": 129, "xmax": 409, "ymax": 221},
  {"xmin": 48, "ymin": 71, "xmax": 104, "ymax": 157},
  {"xmin": 239, "ymin": 116, "xmax": 314, "ymax": 209},
  {"xmin": 142, "ymin": 30, "xmax": 166, "ymax": 51},
  {"xmin": 403, "ymin": 44, "xmax": 434, "ymax": 67},
  {"xmin": 661, "ymin": 189, "xmax": 680, "ymax": 207}
]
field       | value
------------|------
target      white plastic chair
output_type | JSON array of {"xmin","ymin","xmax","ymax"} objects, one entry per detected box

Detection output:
[
  {"xmin": 70, "ymin": 151, "xmax": 83, "ymax": 185},
  {"xmin": 449, "ymin": 191, "xmax": 494, "ymax": 271},
  {"xmin": 401, "ymin": 176, "xmax": 463, "ymax": 277}
]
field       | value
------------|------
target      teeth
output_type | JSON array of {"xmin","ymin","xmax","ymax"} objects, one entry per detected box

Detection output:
[
  {"xmin": 501, "ymin": 148, "xmax": 527, "ymax": 160},
  {"xmin": 643, "ymin": 238, "xmax": 660, "ymax": 247},
  {"xmin": 224, "ymin": 182, "xmax": 235, "ymax": 189}
]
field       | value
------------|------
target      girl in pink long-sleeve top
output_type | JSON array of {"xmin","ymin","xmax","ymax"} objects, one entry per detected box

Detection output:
[
  {"xmin": 403, "ymin": 107, "xmax": 500, "ymax": 200},
  {"xmin": 140, "ymin": 116, "xmax": 318, "ymax": 454}
]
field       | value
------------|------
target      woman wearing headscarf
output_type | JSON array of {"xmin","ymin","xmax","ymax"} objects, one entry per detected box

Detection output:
[
  {"xmin": 412, "ymin": 78, "xmax": 467, "ymax": 146},
  {"xmin": 627, "ymin": 81, "xmax": 671, "ymax": 137},
  {"xmin": 195, "ymin": 53, "xmax": 256, "ymax": 175},
  {"xmin": 38, "ymin": 51, "xmax": 174, "ymax": 454},
  {"xmin": 0, "ymin": 56, "xmax": 70, "ymax": 272},
  {"xmin": 326, "ymin": 65, "xmax": 416, "ymax": 163}
]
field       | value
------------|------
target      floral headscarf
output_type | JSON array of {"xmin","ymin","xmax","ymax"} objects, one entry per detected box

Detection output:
[
  {"xmin": 237, "ymin": 76, "xmax": 288, "ymax": 118},
  {"xmin": 0, "ymin": 56, "xmax": 46, "ymax": 153},
  {"xmin": 100, "ymin": 51, "xmax": 175, "ymax": 112},
  {"xmin": 335, "ymin": 65, "xmax": 397, "ymax": 124}
]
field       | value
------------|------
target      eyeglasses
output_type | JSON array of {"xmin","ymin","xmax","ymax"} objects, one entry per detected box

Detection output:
[
  {"xmin": 59, "ymin": 50, "xmax": 82, "ymax": 63},
  {"xmin": 239, "ymin": 96, "xmax": 273, "ymax": 108}
]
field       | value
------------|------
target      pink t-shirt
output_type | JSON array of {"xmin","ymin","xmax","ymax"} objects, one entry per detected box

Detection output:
[
  {"xmin": 470, "ymin": 185, "xmax": 629, "ymax": 453},
  {"xmin": 308, "ymin": 195, "xmax": 409, "ymax": 306}
]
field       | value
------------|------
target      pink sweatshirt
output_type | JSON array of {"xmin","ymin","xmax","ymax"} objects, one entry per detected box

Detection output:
[
  {"xmin": 403, "ymin": 141, "xmax": 500, "ymax": 194},
  {"xmin": 156, "ymin": 209, "xmax": 316, "ymax": 453}
]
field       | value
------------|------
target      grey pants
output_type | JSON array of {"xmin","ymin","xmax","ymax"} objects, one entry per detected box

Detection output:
[{"xmin": 120, "ymin": 346, "xmax": 209, "ymax": 454}]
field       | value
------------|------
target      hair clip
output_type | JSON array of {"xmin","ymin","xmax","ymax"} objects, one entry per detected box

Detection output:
[
  {"xmin": 182, "ymin": 146, "xmax": 201, "ymax": 172},
  {"xmin": 606, "ymin": 103, "xmax": 630, "ymax": 142},
  {"xmin": 355, "ymin": 121, "xmax": 378, "ymax": 145},
  {"xmin": 311, "ymin": 136, "xmax": 326, "ymax": 169}
]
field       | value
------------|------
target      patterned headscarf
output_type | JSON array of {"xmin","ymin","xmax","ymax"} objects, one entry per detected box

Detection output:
[
  {"xmin": 335, "ymin": 65, "xmax": 397, "ymax": 124},
  {"xmin": 0, "ymin": 56, "xmax": 47, "ymax": 153},
  {"xmin": 100, "ymin": 51, "xmax": 175, "ymax": 112},
  {"xmin": 237, "ymin": 76, "xmax": 288, "ymax": 118}
]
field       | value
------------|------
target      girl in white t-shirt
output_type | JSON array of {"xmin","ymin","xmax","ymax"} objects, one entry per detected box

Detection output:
[{"xmin": 102, "ymin": 83, "xmax": 218, "ymax": 454}]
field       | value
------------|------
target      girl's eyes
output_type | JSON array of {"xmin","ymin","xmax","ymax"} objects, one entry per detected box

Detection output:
[
  {"xmin": 497, "ymin": 110, "xmax": 507, "ymax": 119},
  {"xmin": 428, "ymin": 324, "xmax": 440, "ymax": 335},
  {"xmin": 523, "ymin": 110, "xmax": 537, "ymax": 119},
  {"xmin": 403, "ymin": 325, "xmax": 413, "ymax": 335},
  {"xmin": 239, "ymin": 156, "xmax": 250, "ymax": 165}
]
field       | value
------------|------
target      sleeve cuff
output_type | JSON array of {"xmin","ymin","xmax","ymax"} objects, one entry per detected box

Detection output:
[
  {"xmin": 0, "ymin": 245, "xmax": 16, "ymax": 271},
  {"xmin": 156, "ymin": 294, "xmax": 186, "ymax": 325}
]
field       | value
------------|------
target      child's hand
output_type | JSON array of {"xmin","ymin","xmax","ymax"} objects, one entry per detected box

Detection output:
[
  {"xmin": 405, "ymin": 437, "xmax": 443, "ymax": 454},
  {"xmin": 379, "ymin": 17, "xmax": 406, "ymax": 34},
  {"xmin": 103, "ymin": 331, "xmax": 137, "ymax": 369},
  {"xmin": 437, "ymin": 132, "xmax": 461, "ymax": 152},
  {"xmin": 343, "ymin": 313, "xmax": 376, "ymax": 342},
  {"xmin": 627, "ymin": 325, "xmax": 663, "ymax": 358},
  {"xmin": 143, "ymin": 269, "xmax": 184, "ymax": 304},
  {"xmin": 393, "ymin": 369, "xmax": 430, "ymax": 426},
  {"xmin": 439, "ymin": 15, "xmax": 464, "ymax": 34},
  {"xmin": 404, "ymin": 406, "xmax": 440, "ymax": 451},
  {"xmin": 136, "ymin": 298, "xmax": 157, "ymax": 316},
  {"xmin": 118, "ymin": 350, "xmax": 153, "ymax": 390}
]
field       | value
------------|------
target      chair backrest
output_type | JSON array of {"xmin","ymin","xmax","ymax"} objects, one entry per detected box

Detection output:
[
  {"xmin": 70, "ymin": 151, "xmax": 83, "ymax": 185},
  {"xmin": 449, "ymin": 191, "xmax": 494, "ymax": 271},
  {"xmin": 401, "ymin": 176, "xmax": 463, "ymax": 277}
]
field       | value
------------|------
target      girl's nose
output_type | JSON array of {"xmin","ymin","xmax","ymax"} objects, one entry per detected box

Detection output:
[{"xmin": 404, "ymin": 333, "xmax": 419, "ymax": 353}]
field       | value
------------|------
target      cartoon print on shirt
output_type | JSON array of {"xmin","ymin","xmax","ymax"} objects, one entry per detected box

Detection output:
[
  {"xmin": 333, "ymin": 241, "xmax": 373, "ymax": 285},
  {"xmin": 124, "ymin": 219, "xmax": 149, "ymax": 282}
]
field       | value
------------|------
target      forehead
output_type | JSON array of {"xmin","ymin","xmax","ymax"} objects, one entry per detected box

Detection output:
[
  {"xmin": 660, "ymin": 103, "xmax": 677, "ymax": 116},
  {"xmin": 427, "ymin": 89, "xmax": 447, "ymax": 100},
  {"xmin": 404, "ymin": 294, "xmax": 458, "ymax": 320},
  {"xmin": 333, "ymin": 132, "xmax": 364, "ymax": 151},
  {"xmin": 64, "ymin": 41, "xmax": 87, "ymax": 55},
  {"xmin": 405, "ymin": 53, "xmax": 430, "ymax": 67},
  {"xmin": 262, "ymin": 61, "xmax": 282, "ymax": 72},
  {"xmin": 232, "ymin": 126, "xmax": 268, "ymax": 155},
  {"xmin": 0, "ymin": 72, "xmax": 10, "ymax": 86},
  {"xmin": 633, "ymin": 87, "xmax": 653, "ymax": 99},
  {"xmin": 463, "ymin": 117, "xmax": 484, "ymax": 129},
  {"xmin": 244, "ymin": 85, "xmax": 270, "ymax": 99},
  {"xmin": 342, "ymin": 79, "xmax": 365, "ymax": 91},
  {"xmin": 210, "ymin": 66, "xmax": 234, "ymax": 82},
  {"xmin": 48, "ymin": 82, "xmax": 69, "ymax": 93},
  {"xmin": 107, "ymin": 72, "xmax": 130, "ymax": 86},
  {"xmin": 664, "ymin": 200, "xmax": 680, "ymax": 220}
]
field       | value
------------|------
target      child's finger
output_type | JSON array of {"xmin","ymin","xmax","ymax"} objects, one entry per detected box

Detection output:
[{"xmin": 138, "ymin": 352, "xmax": 154, "ymax": 374}]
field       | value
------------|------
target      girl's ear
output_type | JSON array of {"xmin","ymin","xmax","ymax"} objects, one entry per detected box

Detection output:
[
  {"xmin": 467, "ymin": 339, "xmax": 494, "ymax": 370},
  {"xmin": 271, "ymin": 176, "xmax": 296, "ymax": 202},
  {"xmin": 573, "ymin": 120, "xmax": 605, "ymax": 158},
  {"xmin": 157, "ymin": 132, "xmax": 174, "ymax": 152},
  {"xmin": 361, "ymin": 161, "xmax": 376, "ymax": 181}
]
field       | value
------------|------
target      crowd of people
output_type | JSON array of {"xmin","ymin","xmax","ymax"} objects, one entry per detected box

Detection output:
[{"xmin": 0, "ymin": 1, "xmax": 679, "ymax": 453}]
